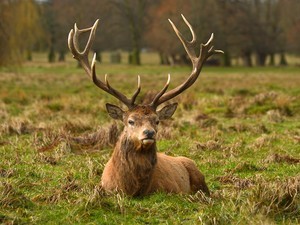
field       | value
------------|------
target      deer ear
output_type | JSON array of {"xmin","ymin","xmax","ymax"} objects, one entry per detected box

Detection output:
[
  {"xmin": 157, "ymin": 103, "xmax": 178, "ymax": 120},
  {"xmin": 106, "ymin": 103, "xmax": 124, "ymax": 120}
]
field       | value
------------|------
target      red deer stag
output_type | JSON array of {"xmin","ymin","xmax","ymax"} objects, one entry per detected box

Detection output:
[{"xmin": 68, "ymin": 15, "xmax": 223, "ymax": 196}]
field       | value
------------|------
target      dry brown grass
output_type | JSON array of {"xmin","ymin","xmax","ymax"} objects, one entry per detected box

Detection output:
[
  {"xmin": 1, "ymin": 59, "xmax": 300, "ymax": 224},
  {"xmin": 34, "ymin": 122, "xmax": 121, "ymax": 153},
  {"xmin": 217, "ymin": 174, "xmax": 254, "ymax": 189},
  {"xmin": 264, "ymin": 153, "xmax": 300, "ymax": 164}
]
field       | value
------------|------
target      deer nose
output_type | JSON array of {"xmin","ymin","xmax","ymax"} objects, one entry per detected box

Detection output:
[{"xmin": 143, "ymin": 129, "xmax": 155, "ymax": 138}]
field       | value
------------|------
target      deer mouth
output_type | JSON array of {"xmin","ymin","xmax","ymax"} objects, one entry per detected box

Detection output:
[{"xmin": 142, "ymin": 138, "xmax": 155, "ymax": 145}]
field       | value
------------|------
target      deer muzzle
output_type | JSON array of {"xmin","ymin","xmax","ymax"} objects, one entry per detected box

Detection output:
[{"xmin": 141, "ymin": 129, "xmax": 156, "ymax": 145}]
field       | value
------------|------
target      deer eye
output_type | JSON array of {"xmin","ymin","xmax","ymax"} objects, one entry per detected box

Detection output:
[
  {"xmin": 156, "ymin": 120, "xmax": 160, "ymax": 125},
  {"xmin": 128, "ymin": 119, "xmax": 135, "ymax": 126}
]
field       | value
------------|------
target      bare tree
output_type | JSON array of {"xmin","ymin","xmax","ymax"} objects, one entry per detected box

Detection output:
[
  {"xmin": 145, "ymin": 0, "xmax": 199, "ymax": 65},
  {"xmin": 279, "ymin": 0, "xmax": 300, "ymax": 63},
  {"xmin": 146, "ymin": 0, "xmax": 225, "ymax": 66},
  {"xmin": 112, "ymin": 0, "xmax": 151, "ymax": 65},
  {"xmin": 42, "ymin": 0, "xmax": 114, "ymax": 63},
  {"xmin": 215, "ymin": 0, "xmax": 287, "ymax": 67}
]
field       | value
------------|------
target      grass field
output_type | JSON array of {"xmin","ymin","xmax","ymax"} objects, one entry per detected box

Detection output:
[{"xmin": 0, "ymin": 54, "xmax": 300, "ymax": 224}]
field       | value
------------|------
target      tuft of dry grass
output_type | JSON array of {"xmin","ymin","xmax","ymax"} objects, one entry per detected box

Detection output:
[
  {"xmin": 194, "ymin": 113, "xmax": 218, "ymax": 128},
  {"xmin": 227, "ymin": 122, "xmax": 249, "ymax": 132},
  {"xmin": 248, "ymin": 176, "xmax": 300, "ymax": 217},
  {"xmin": 195, "ymin": 139, "xmax": 223, "ymax": 151},
  {"xmin": 275, "ymin": 94, "xmax": 293, "ymax": 116},
  {"xmin": 252, "ymin": 91, "xmax": 278, "ymax": 105},
  {"xmin": 293, "ymin": 135, "xmax": 300, "ymax": 144},
  {"xmin": 178, "ymin": 93, "xmax": 198, "ymax": 111},
  {"xmin": 83, "ymin": 184, "xmax": 108, "ymax": 209},
  {"xmin": 186, "ymin": 190, "xmax": 213, "ymax": 204},
  {"xmin": 228, "ymin": 162, "xmax": 266, "ymax": 173},
  {"xmin": 251, "ymin": 134, "xmax": 277, "ymax": 149},
  {"xmin": 226, "ymin": 96, "xmax": 249, "ymax": 117},
  {"xmin": 33, "ymin": 173, "xmax": 82, "ymax": 204},
  {"xmin": 157, "ymin": 124, "xmax": 174, "ymax": 140},
  {"xmin": 264, "ymin": 153, "xmax": 300, "ymax": 164},
  {"xmin": 0, "ymin": 168, "xmax": 15, "ymax": 178},
  {"xmin": 69, "ymin": 122, "xmax": 121, "ymax": 152},
  {"xmin": 34, "ymin": 122, "xmax": 121, "ymax": 153},
  {"xmin": 0, "ymin": 118, "xmax": 35, "ymax": 135},
  {"xmin": 217, "ymin": 174, "xmax": 254, "ymax": 189},
  {"xmin": 0, "ymin": 182, "xmax": 33, "ymax": 209},
  {"xmin": 266, "ymin": 109, "xmax": 284, "ymax": 123}
]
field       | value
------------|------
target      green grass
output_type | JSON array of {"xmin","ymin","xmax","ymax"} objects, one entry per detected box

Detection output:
[{"xmin": 1, "ymin": 55, "xmax": 300, "ymax": 224}]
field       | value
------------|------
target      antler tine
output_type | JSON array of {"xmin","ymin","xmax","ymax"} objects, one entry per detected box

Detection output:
[
  {"xmin": 68, "ymin": 20, "xmax": 99, "ymax": 77},
  {"xmin": 150, "ymin": 74, "xmax": 170, "ymax": 108},
  {"xmin": 74, "ymin": 21, "xmax": 98, "ymax": 56},
  {"xmin": 168, "ymin": 15, "xmax": 197, "ymax": 62},
  {"xmin": 181, "ymin": 14, "xmax": 196, "ymax": 43},
  {"xmin": 150, "ymin": 15, "xmax": 223, "ymax": 109},
  {"xmin": 199, "ymin": 33, "xmax": 224, "ymax": 62},
  {"xmin": 91, "ymin": 53, "xmax": 109, "ymax": 91},
  {"xmin": 91, "ymin": 55, "xmax": 139, "ymax": 108},
  {"xmin": 130, "ymin": 75, "xmax": 141, "ymax": 105},
  {"xmin": 69, "ymin": 20, "xmax": 141, "ymax": 109}
]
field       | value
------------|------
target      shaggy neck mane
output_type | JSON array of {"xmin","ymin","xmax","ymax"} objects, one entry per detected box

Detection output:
[{"xmin": 111, "ymin": 131, "xmax": 157, "ymax": 196}]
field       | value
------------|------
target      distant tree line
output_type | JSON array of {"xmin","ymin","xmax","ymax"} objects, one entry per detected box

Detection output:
[{"xmin": 0, "ymin": 0, "xmax": 300, "ymax": 67}]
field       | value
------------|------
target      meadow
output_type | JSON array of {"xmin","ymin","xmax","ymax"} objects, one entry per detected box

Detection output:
[{"xmin": 0, "ymin": 53, "xmax": 300, "ymax": 224}]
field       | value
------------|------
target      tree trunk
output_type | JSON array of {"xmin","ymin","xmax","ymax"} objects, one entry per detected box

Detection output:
[
  {"xmin": 279, "ymin": 52, "xmax": 287, "ymax": 66},
  {"xmin": 223, "ymin": 51, "xmax": 231, "ymax": 67},
  {"xmin": 118, "ymin": 0, "xmax": 145, "ymax": 65},
  {"xmin": 180, "ymin": 54, "xmax": 190, "ymax": 65},
  {"xmin": 111, "ymin": 51, "xmax": 121, "ymax": 64},
  {"xmin": 130, "ymin": 48, "xmax": 140, "ymax": 65},
  {"xmin": 95, "ymin": 50, "xmax": 102, "ymax": 63},
  {"xmin": 159, "ymin": 52, "xmax": 170, "ymax": 65},
  {"xmin": 269, "ymin": 53, "xmax": 275, "ymax": 66},
  {"xmin": 27, "ymin": 50, "xmax": 32, "ymax": 61},
  {"xmin": 58, "ymin": 50, "xmax": 65, "ymax": 62},
  {"xmin": 170, "ymin": 54, "xmax": 178, "ymax": 66},
  {"xmin": 242, "ymin": 52, "xmax": 252, "ymax": 67},
  {"xmin": 256, "ymin": 52, "xmax": 267, "ymax": 66},
  {"xmin": 48, "ymin": 47, "xmax": 55, "ymax": 63}
]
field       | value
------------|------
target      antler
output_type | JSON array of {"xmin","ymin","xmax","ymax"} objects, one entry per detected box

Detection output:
[
  {"xmin": 68, "ymin": 20, "xmax": 141, "ymax": 109},
  {"xmin": 150, "ymin": 14, "xmax": 223, "ymax": 109}
]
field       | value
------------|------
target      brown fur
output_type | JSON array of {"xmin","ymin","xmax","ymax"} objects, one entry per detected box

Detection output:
[{"xmin": 101, "ymin": 105, "xmax": 210, "ymax": 196}]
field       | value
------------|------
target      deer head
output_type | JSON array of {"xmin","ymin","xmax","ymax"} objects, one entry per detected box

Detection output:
[{"xmin": 68, "ymin": 15, "xmax": 223, "ymax": 150}]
